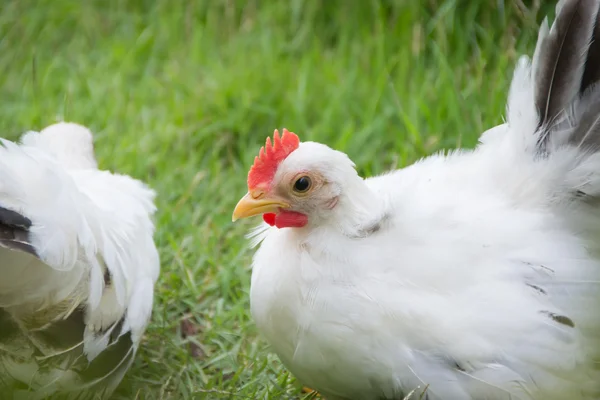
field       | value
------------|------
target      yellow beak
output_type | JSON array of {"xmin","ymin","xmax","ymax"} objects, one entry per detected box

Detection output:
[{"xmin": 232, "ymin": 191, "xmax": 290, "ymax": 221}]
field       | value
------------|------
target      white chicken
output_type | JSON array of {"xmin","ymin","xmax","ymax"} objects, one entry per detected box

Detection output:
[
  {"xmin": 0, "ymin": 122, "xmax": 159, "ymax": 399},
  {"xmin": 232, "ymin": 0, "xmax": 600, "ymax": 399}
]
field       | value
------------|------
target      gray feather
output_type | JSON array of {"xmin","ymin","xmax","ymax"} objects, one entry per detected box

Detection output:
[
  {"xmin": 580, "ymin": 8, "xmax": 600, "ymax": 92},
  {"xmin": 567, "ymin": 87, "xmax": 600, "ymax": 152},
  {"xmin": 533, "ymin": 0, "xmax": 599, "ymax": 150},
  {"xmin": 532, "ymin": 1, "xmax": 600, "ymax": 204}
]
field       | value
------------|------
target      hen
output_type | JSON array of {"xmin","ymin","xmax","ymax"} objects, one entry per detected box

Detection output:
[
  {"xmin": 0, "ymin": 122, "xmax": 159, "ymax": 399},
  {"xmin": 233, "ymin": 1, "xmax": 600, "ymax": 399}
]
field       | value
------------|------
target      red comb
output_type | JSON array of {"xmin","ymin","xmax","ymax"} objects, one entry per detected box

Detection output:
[{"xmin": 248, "ymin": 129, "xmax": 300, "ymax": 189}]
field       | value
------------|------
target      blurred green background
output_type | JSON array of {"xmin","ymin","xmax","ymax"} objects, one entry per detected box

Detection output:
[{"xmin": 0, "ymin": 0, "xmax": 552, "ymax": 398}]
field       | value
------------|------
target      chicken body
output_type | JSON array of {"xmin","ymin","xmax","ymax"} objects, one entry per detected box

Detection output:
[
  {"xmin": 235, "ymin": 1, "xmax": 600, "ymax": 398},
  {"xmin": 251, "ymin": 141, "xmax": 599, "ymax": 399},
  {"xmin": 0, "ymin": 123, "xmax": 159, "ymax": 399}
]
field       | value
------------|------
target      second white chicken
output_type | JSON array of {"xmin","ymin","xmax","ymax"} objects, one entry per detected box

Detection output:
[{"xmin": 0, "ymin": 122, "xmax": 159, "ymax": 399}]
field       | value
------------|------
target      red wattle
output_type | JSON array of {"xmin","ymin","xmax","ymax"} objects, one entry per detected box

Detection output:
[
  {"xmin": 263, "ymin": 213, "xmax": 276, "ymax": 226},
  {"xmin": 263, "ymin": 211, "xmax": 308, "ymax": 228},
  {"xmin": 274, "ymin": 210, "xmax": 308, "ymax": 228}
]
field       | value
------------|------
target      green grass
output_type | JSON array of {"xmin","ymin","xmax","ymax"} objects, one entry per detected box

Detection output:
[{"xmin": 0, "ymin": 1, "xmax": 553, "ymax": 398}]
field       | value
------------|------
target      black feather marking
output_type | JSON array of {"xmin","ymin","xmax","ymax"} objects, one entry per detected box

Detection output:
[
  {"xmin": 0, "ymin": 206, "xmax": 32, "ymax": 229},
  {"xmin": 453, "ymin": 361, "xmax": 466, "ymax": 372},
  {"xmin": 103, "ymin": 269, "xmax": 111, "ymax": 287},
  {"xmin": 541, "ymin": 310, "xmax": 576, "ymax": 327},
  {"xmin": 524, "ymin": 261, "xmax": 555, "ymax": 275},
  {"xmin": 0, "ymin": 206, "xmax": 37, "ymax": 256},
  {"xmin": 534, "ymin": 0, "xmax": 598, "ymax": 150},
  {"xmin": 526, "ymin": 283, "xmax": 547, "ymax": 295},
  {"xmin": 580, "ymin": 5, "xmax": 600, "ymax": 93},
  {"xmin": 573, "ymin": 188, "xmax": 600, "ymax": 205}
]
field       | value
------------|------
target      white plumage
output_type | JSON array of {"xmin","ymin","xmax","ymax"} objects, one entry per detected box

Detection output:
[
  {"xmin": 0, "ymin": 122, "xmax": 159, "ymax": 399},
  {"xmin": 233, "ymin": 1, "xmax": 600, "ymax": 399}
]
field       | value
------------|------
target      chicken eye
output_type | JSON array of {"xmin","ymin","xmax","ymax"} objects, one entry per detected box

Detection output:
[{"xmin": 293, "ymin": 176, "xmax": 312, "ymax": 193}]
